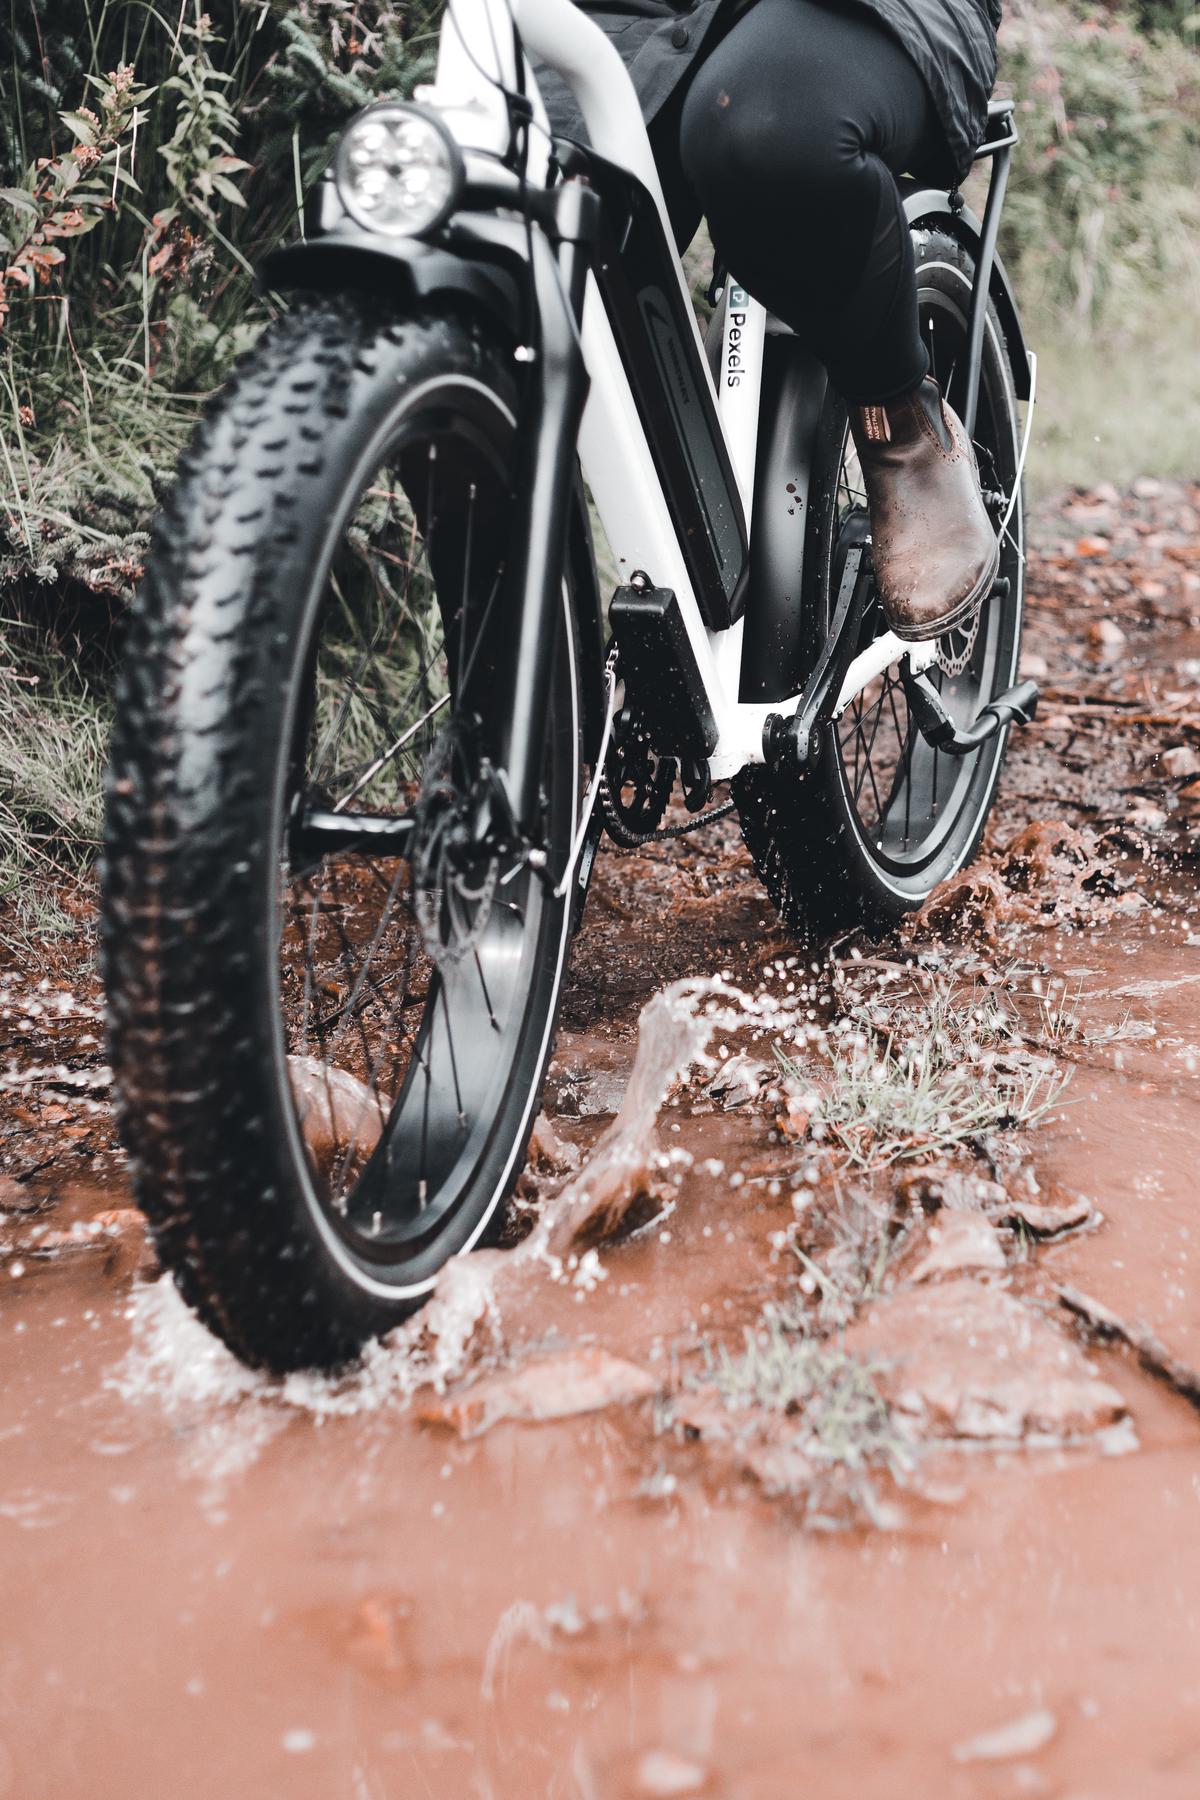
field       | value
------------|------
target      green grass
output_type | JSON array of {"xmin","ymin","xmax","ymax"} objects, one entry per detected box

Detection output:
[
  {"xmin": 0, "ymin": 0, "xmax": 1196, "ymax": 948},
  {"xmin": 0, "ymin": 619, "xmax": 108, "ymax": 949},
  {"xmin": 703, "ymin": 1319, "xmax": 892, "ymax": 1446},
  {"xmin": 777, "ymin": 979, "xmax": 1070, "ymax": 1171},
  {"xmin": 1028, "ymin": 306, "xmax": 1200, "ymax": 493},
  {"xmin": 689, "ymin": 1312, "xmax": 908, "ymax": 1513},
  {"xmin": 0, "ymin": 340, "xmax": 214, "ymax": 601}
]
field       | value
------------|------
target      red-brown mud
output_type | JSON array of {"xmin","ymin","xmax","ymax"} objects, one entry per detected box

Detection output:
[{"xmin": 4, "ymin": 484, "xmax": 1200, "ymax": 1798}]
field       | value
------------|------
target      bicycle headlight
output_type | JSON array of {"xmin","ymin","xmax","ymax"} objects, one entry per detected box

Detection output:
[{"xmin": 333, "ymin": 103, "xmax": 463, "ymax": 238}]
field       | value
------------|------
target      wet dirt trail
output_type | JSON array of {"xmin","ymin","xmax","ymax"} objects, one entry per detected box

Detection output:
[{"xmin": 4, "ymin": 484, "xmax": 1200, "ymax": 1798}]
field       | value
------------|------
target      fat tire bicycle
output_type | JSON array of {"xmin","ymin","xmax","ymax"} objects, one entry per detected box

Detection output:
[{"xmin": 101, "ymin": 0, "xmax": 1036, "ymax": 1372}]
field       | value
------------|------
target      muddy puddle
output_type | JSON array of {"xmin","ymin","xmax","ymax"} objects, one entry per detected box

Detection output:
[{"xmin": 4, "ymin": 484, "xmax": 1200, "ymax": 1798}]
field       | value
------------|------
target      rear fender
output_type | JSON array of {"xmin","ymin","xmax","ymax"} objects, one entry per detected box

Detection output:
[{"xmin": 901, "ymin": 187, "xmax": 1033, "ymax": 401}]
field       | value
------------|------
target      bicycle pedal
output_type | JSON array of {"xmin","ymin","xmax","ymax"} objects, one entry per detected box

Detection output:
[{"xmin": 904, "ymin": 668, "xmax": 1038, "ymax": 758}]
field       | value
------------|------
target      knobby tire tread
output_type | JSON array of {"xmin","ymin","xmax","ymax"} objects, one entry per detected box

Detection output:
[
  {"xmin": 735, "ymin": 231, "xmax": 1023, "ymax": 940},
  {"xmin": 102, "ymin": 293, "xmax": 553, "ymax": 1372}
]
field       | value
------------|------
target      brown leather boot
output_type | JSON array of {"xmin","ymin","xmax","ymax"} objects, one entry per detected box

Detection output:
[{"xmin": 850, "ymin": 376, "xmax": 1000, "ymax": 642}]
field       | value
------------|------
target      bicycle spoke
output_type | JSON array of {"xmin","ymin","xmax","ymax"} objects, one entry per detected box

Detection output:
[{"xmin": 332, "ymin": 693, "xmax": 450, "ymax": 813}]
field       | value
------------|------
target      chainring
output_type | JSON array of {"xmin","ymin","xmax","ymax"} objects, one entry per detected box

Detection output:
[{"xmin": 600, "ymin": 712, "xmax": 676, "ymax": 848}]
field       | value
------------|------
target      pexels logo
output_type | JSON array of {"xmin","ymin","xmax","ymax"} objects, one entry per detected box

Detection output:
[{"xmin": 725, "ymin": 284, "xmax": 750, "ymax": 389}]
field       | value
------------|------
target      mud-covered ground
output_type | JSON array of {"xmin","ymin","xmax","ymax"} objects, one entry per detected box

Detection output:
[{"xmin": 4, "ymin": 483, "xmax": 1200, "ymax": 1799}]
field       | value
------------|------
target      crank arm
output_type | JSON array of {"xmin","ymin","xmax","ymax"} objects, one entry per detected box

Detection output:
[
  {"xmin": 902, "ymin": 666, "xmax": 1039, "ymax": 757},
  {"xmin": 764, "ymin": 539, "xmax": 873, "ymax": 770}
]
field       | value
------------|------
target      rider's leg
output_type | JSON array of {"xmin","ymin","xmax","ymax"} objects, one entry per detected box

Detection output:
[{"xmin": 677, "ymin": 0, "xmax": 998, "ymax": 640}]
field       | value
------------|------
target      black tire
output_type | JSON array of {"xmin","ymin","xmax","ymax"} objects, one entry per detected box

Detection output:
[
  {"xmin": 102, "ymin": 293, "xmax": 582, "ymax": 1373},
  {"xmin": 735, "ymin": 228, "xmax": 1025, "ymax": 937}
]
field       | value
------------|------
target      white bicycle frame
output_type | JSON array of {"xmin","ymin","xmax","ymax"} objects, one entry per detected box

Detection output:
[{"xmin": 420, "ymin": 0, "xmax": 981, "ymax": 785}]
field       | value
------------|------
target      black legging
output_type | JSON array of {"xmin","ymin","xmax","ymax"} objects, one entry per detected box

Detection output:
[{"xmin": 650, "ymin": 0, "xmax": 946, "ymax": 404}]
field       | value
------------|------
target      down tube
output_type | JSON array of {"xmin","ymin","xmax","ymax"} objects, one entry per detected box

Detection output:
[
  {"xmin": 577, "ymin": 276, "xmax": 726, "ymax": 706},
  {"xmin": 718, "ymin": 285, "xmax": 766, "ymax": 522}
]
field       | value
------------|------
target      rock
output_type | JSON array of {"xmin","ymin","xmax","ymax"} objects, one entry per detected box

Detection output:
[
  {"xmin": 775, "ymin": 1084, "xmax": 816, "ymax": 1139},
  {"xmin": 548, "ymin": 1067, "xmax": 630, "ymax": 1118},
  {"xmin": 0, "ymin": 1176, "xmax": 46, "ymax": 1216},
  {"xmin": 673, "ymin": 1390, "xmax": 815, "ymax": 1496},
  {"xmin": 92, "ymin": 1207, "xmax": 159, "ymax": 1281},
  {"xmin": 1159, "ymin": 745, "xmax": 1200, "ymax": 780},
  {"xmin": 895, "ymin": 1165, "xmax": 1008, "ymax": 1215},
  {"xmin": 1087, "ymin": 617, "xmax": 1125, "ymax": 651},
  {"xmin": 287, "ymin": 1056, "xmax": 389, "ymax": 1183},
  {"xmin": 344, "ymin": 1594, "xmax": 412, "ymax": 1676},
  {"xmin": 738, "ymin": 1436, "xmax": 817, "ymax": 1497},
  {"xmin": 633, "ymin": 1749, "xmax": 709, "ymax": 1796},
  {"xmin": 1132, "ymin": 475, "xmax": 1163, "ymax": 499},
  {"xmin": 1003, "ymin": 1195, "xmax": 1093, "ymax": 1237},
  {"xmin": 417, "ymin": 1348, "xmax": 657, "ymax": 1439},
  {"xmin": 1019, "ymin": 651, "xmax": 1049, "ymax": 682},
  {"xmin": 526, "ymin": 1113, "xmax": 582, "ymax": 1173},
  {"xmin": 908, "ymin": 1212, "xmax": 1006, "ymax": 1282},
  {"xmin": 1076, "ymin": 537, "xmax": 1112, "ymax": 559},
  {"xmin": 953, "ymin": 1708, "xmax": 1057, "ymax": 1764},
  {"xmin": 10, "ymin": 1205, "xmax": 157, "ymax": 1282},
  {"xmin": 1126, "ymin": 803, "xmax": 1167, "ymax": 832},
  {"xmin": 844, "ymin": 1280, "xmax": 1128, "ymax": 1443},
  {"xmin": 704, "ymin": 1051, "xmax": 769, "ymax": 1111}
]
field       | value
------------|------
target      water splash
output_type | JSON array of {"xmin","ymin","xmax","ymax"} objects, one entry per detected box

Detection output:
[{"xmin": 111, "ymin": 976, "xmax": 791, "ymax": 1480}]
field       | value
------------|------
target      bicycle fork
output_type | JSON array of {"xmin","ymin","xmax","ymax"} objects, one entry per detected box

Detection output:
[{"xmin": 465, "ymin": 181, "xmax": 599, "ymax": 842}]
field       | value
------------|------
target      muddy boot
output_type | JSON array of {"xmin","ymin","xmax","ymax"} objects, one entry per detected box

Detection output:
[{"xmin": 850, "ymin": 376, "xmax": 1000, "ymax": 642}]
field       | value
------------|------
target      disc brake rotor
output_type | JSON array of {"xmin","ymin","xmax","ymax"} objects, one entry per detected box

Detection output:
[
  {"xmin": 936, "ymin": 599, "xmax": 983, "ymax": 677},
  {"xmin": 412, "ymin": 722, "xmax": 500, "ymax": 968}
]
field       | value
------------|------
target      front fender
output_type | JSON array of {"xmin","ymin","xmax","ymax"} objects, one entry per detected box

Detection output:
[
  {"xmin": 260, "ymin": 206, "xmax": 608, "ymax": 765},
  {"xmin": 902, "ymin": 187, "xmax": 1033, "ymax": 402},
  {"xmin": 260, "ymin": 198, "xmax": 528, "ymax": 340}
]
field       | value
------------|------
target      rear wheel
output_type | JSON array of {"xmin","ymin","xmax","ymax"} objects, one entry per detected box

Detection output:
[
  {"xmin": 736, "ymin": 229, "xmax": 1025, "ymax": 935},
  {"xmin": 103, "ymin": 294, "xmax": 582, "ymax": 1372}
]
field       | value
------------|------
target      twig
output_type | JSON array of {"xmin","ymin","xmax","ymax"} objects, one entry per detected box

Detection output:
[
  {"xmin": 1042, "ymin": 700, "xmax": 1200, "ymax": 728},
  {"xmin": 1058, "ymin": 1283, "xmax": 1200, "ymax": 1415}
]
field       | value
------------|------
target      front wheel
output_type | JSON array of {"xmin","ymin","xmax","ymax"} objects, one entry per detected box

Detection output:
[
  {"xmin": 102, "ymin": 294, "xmax": 582, "ymax": 1373},
  {"xmin": 736, "ymin": 228, "xmax": 1026, "ymax": 936}
]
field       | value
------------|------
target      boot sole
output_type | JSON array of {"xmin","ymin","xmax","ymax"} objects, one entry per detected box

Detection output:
[{"xmin": 888, "ymin": 539, "xmax": 1003, "ymax": 645}]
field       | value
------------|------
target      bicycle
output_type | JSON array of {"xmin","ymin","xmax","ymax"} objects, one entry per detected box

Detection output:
[{"xmin": 101, "ymin": 0, "xmax": 1037, "ymax": 1372}]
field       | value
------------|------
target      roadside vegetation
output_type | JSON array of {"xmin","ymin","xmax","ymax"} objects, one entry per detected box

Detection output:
[{"xmin": 0, "ymin": 0, "xmax": 1197, "ymax": 935}]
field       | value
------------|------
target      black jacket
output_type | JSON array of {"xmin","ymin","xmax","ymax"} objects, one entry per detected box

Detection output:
[{"xmin": 538, "ymin": 0, "xmax": 1000, "ymax": 183}]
